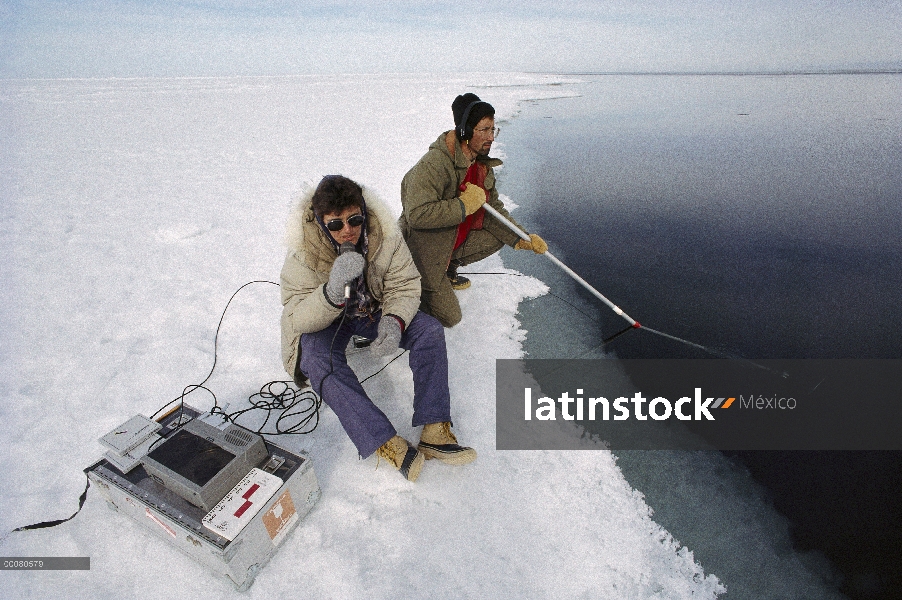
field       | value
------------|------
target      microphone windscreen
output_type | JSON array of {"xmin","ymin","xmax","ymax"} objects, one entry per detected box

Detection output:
[{"xmin": 339, "ymin": 242, "xmax": 357, "ymax": 300}]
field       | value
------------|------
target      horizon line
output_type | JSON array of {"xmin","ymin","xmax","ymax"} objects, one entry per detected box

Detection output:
[
  {"xmin": 539, "ymin": 68, "xmax": 902, "ymax": 76},
  {"xmin": 2, "ymin": 67, "xmax": 900, "ymax": 83}
]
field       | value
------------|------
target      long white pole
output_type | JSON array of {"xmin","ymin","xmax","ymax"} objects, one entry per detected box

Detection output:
[{"xmin": 482, "ymin": 203, "xmax": 640, "ymax": 329}]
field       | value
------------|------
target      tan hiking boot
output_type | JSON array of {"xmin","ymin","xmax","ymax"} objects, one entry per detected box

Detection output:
[
  {"xmin": 418, "ymin": 422, "xmax": 477, "ymax": 465},
  {"xmin": 375, "ymin": 435, "xmax": 424, "ymax": 482}
]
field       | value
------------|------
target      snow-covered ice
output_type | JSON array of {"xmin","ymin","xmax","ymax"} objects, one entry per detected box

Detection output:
[{"xmin": 0, "ymin": 73, "xmax": 723, "ymax": 598}]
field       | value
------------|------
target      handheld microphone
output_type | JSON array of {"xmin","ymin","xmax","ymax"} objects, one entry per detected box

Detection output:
[{"xmin": 340, "ymin": 242, "xmax": 356, "ymax": 300}]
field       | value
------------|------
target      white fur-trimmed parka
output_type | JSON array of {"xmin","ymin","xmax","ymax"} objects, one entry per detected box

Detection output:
[{"xmin": 279, "ymin": 185, "xmax": 422, "ymax": 379}]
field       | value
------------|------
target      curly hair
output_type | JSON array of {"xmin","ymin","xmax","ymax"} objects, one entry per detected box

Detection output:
[{"xmin": 311, "ymin": 175, "xmax": 365, "ymax": 217}]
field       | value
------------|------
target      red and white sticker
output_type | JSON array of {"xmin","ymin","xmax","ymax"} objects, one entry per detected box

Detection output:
[{"xmin": 202, "ymin": 468, "xmax": 283, "ymax": 541}]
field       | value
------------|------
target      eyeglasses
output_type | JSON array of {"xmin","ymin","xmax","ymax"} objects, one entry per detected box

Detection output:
[
  {"xmin": 474, "ymin": 126, "xmax": 500, "ymax": 137},
  {"xmin": 325, "ymin": 214, "xmax": 364, "ymax": 231}
]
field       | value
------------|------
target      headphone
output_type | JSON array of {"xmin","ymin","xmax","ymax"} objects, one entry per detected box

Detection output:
[{"xmin": 457, "ymin": 100, "xmax": 489, "ymax": 141}]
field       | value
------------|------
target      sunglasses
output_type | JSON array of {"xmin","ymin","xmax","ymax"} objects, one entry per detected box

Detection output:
[{"xmin": 325, "ymin": 214, "xmax": 364, "ymax": 231}]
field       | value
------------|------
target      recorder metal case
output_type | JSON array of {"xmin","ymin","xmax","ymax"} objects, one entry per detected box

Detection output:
[{"xmin": 86, "ymin": 406, "xmax": 320, "ymax": 591}]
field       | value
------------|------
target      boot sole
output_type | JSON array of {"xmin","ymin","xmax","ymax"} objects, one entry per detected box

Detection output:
[{"xmin": 417, "ymin": 443, "xmax": 477, "ymax": 466}]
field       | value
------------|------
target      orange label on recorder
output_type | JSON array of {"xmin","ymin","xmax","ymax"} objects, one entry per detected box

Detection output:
[{"xmin": 262, "ymin": 491, "xmax": 298, "ymax": 546}]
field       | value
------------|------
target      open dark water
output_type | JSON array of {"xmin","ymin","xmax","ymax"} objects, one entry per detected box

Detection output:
[{"xmin": 494, "ymin": 74, "xmax": 902, "ymax": 600}]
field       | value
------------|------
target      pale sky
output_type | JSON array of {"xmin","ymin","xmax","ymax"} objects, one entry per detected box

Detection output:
[{"xmin": 1, "ymin": 0, "xmax": 900, "ymax": 78}]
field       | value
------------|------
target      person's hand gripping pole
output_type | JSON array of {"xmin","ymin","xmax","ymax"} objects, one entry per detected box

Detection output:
[{"xmin": 480, "ymin": 203, "xmax": 639, "ymax": 328}]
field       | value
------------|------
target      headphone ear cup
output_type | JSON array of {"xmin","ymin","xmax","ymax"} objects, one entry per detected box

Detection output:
[{"xmin": 457, "ymin": 100, "xmax": 483, "ymax": 141}]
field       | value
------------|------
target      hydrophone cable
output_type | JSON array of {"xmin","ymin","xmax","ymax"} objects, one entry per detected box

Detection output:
[
  {"xmin": 4, "ymin": 277, "xmax": 412, "ymax": 540},
  {"xmin": 462, "ymin": 270, "xmax": 785, "ymax": 377},
  {"xmin": 0, "ymin": 473, "xmax": 91, "ymax": 544},
  {"xmin": 459, "ymin": 271, "xmax": 602, "ymax": 326},
  {"xmin": 151, "ymin": 280, "xmax": 281, "ymax": 421},
  {"xmin": 639, "ymin": 325, "xmax": 732, "ymax": 357}
]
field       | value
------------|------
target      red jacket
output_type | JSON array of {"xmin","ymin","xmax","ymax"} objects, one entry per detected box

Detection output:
[{"xmin": 454, "ymin": 162, "xmax": 487, "ymax": 249}]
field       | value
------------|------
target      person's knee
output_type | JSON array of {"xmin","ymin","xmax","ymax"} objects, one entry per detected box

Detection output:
[
  {"xmin": 425, "ymin": 301, "xmax": 461, "ymax": 328},
  {"xmin": 438, "ymin": 307, "xmax": 461, "ymax": 328},
  {"xmin": 413, "ymin": 311, "xmax": 447, "ymax": 340},
  {"xmin": 420, "ymin": 289, "xmax": 461, "ymax": 328}
]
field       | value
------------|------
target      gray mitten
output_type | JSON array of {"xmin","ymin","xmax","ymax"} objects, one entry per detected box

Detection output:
[
  {"xmin": 325, "ymin": 251, "xmax": 365, "ymax": 304},
  {"xmin": 369, "ymin": 316, "xmax": 402, "ymax": 357}
]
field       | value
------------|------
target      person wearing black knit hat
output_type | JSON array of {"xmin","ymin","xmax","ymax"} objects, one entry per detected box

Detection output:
[{"xmin": 399, "ymin": 93, "xmax": 547, "ymax": 328}]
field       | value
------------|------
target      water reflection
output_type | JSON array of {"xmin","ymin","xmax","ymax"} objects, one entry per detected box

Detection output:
[{"xmin": 497, "ymin": 73, "xmax": 902, "ymax": 600}]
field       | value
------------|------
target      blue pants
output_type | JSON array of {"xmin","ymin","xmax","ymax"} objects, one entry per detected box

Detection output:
[{"xmin": 299, "ymin": 311, "xmax": 452, "ymax": 458}]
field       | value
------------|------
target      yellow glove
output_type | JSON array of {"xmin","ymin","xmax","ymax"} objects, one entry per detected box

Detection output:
[
  {"xmin": 459, "ymin": 183, "xmax": 486, "ymax": 216},
  {"xmin": 514, "ymin": 233, "xmax": 548, "ymax": 254}
]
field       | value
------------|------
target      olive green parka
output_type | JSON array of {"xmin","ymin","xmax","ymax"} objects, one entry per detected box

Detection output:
[{"xmin": 399, "ymin": 131, "xmax": 523, "ymax": 326}]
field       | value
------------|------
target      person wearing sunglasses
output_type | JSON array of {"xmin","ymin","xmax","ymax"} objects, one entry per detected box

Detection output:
[
  {"xmin": 279, "ymin": 175, "xmax": 476, "ymax": 482},
  {"xmin": 400, "ymin": 93, "xmax": 547, "ymax": 328}
]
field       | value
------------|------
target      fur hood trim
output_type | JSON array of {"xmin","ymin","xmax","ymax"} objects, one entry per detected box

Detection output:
[{"xmin": 284, "ymin": 182, "xmax": 400, "ymax": 252}]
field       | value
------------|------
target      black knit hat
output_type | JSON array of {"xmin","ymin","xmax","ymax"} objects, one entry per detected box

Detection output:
[{"xmin": 452, "ymin": 93, "xmax": 495, "ymax": 140}]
